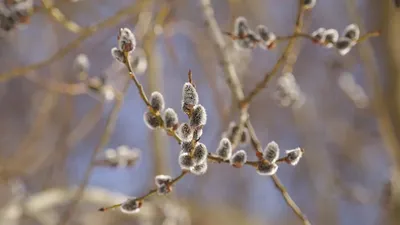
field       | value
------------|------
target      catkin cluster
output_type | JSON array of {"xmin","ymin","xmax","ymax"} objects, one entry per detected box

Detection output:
[
  {"xmin": 178, "ymin": 82, "xmax": 209, "ymax": 175},
  {"xmin": 100, "ymin": 19, "xmax": 310, "ymax": 214},
  {"xmin": 230, "ymin": 16, "xmax": 277, "ymax": 50},
  {"xmin": 311, "ymin": 23, "xmax": 362, "ymax": 56}
]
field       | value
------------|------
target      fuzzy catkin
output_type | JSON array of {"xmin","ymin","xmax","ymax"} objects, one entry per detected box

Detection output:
[
  {"xmin": 177, "ymin": 123, "xmax": 193, "ymax": 142},
  {"xmin": 256, "ymin": 162, "xmax": 278, "ymax": 176},
  {"xmin": 150, "ymin": 91, "xmax": 165, "ymax": 112},
  {"xmin": 118, "ymin": 28, "xmax": 136, "ymax": 52},
  {"xmin": 263, "ymin": 141, "xmax": 280, "ymax": 163},
  {"xmin": 163, "ymin": 108, "xmax": 178, "ymax": 129},
  {"xmin": 178, "ymin": 152, "xmax": 195, "ymax": 170},
  {"xmin": 216, "ymin": 138, "xmax": 232, "ymax": 160},
  {"xmin": 143, "ymin": 112, "xmax": 162, "ymax": 129},
  {"xmin": 230, "ymin": 150, "xmax": 247, "ymax": 168},
  {"xmin": 190, "ymin": 162, "xmax": 208, "ymax": 175},
  {"xmin": 120, "ymin": 198, "xmax": 141, "ymax": 214},
  {"xmin": 190, "ymin": 104, "xmax": 207, "ymax": 128},
  {"xmin": 193, "ymin": 143, "xmax": 208, "ymax": 165}
]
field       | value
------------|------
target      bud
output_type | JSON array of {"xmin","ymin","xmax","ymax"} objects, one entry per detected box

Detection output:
[
  {"xmin": 216, "ymin": 138, "xmax": 232, "ymax": 160},
  {"xmin": 193, "ymin": 143, "xmax": 208, "ymax": 165},
  {"xmin": 120, "ymin": 198, "xmax": 141, "ymax": 214},
  {"xmin": 117, "ymin": 28, "xmax": 136, "ymax": 52},
  {"xmin": 155, "ymin": 174, "xmax": 172, "ymax": 187},
  {"xmin": 335, "ymin": 37, "xmax": 352, "ymax": 56},
  {"xmin": 230, "ymin": 150, "xmax": 247, "ymax": 168},
  {"xmin": 323, "ymin": 29, "xmax": 339, "ymax": 48},
  {"xmin": 256, "ymin": 162, "xmax": 278, "ymax": 176},
  {"xmin": 73, "ymin": 53, "xmax": 90, "ymax": 73},
  {"xmin": 101, "ymin": 85, "xmax": 116, "ymax": 101},
  {"xmin": 311, "ymin": 28, "xmax": 326, "ymax": 44},
  {"xmin": 190, "ymin": 104, "xmax": 207, "ymax": 128},
  {"xmin": 116, "ymin": 145, "xmax": 141, "ymax": 167},
  {"xmin": 342, "ymin": 24, "xmax": 360, "ymax": 45},
  {"xmin": 163, "ymin": 108, "xmax": 179, "ymax": 129},
  {"xmin": 263, "ymin": 141, "xmax": 280, "ymax": 163},
  {"xmin": 178, "ymin": 152, "xmax": 195, "ymax": 170},
  {"xmin": 111, "ymin": 47, "xmax": 125, "ymax": 63},
  {"xmin": 180, "ymin": 141, "xmax": 194, "ymax": 154},
  {"xmin": 150, "ymin": 91, "xmax": 165, "ymax": 112},
  {"xmin": 181, "ymin": 82, "xmax": 199, "ymax": 113},
  {"xmin": 303, "ymin": 0, "xmax": 316, "ymax": 10},
  {"xmin": 256, "ymin": 25, "xmax": 276, "ymax": 49},
  {"xmin": 190, "ymin": 162, "xmax": 208, "ymax": 175},
  {"xmin": 143, "ymin": 111, "xmax": 162, "ymax": 129},
  {"xmin": 177, "ymin": 123, "xmax": 193, "ymax": 142},
  {"xmin": 285, "ymin": 148, "xmax": 304, "ymax": 166},
  {"xmin": 234, "ymin": 16, "xmax": 249, "ymax": 38}
]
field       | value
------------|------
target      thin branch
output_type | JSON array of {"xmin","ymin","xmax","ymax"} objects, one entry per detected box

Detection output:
[
  {"xmin": 98, "ymin": 170, "xmax": 188, "ymax": 212},
  {"xmin": 41, "ymin": 0, "xmax": 82, "ymax": 33},
  {"xmin": 124, "ymin": 51, "xmax": 151, "ymax": 107}
]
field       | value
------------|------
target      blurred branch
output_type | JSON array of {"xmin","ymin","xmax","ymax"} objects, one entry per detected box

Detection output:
[
  {"xmin": 143, "ymin": 4, "xmax": 172, "ymax": 176},
  {"xmin": 0, "ymin": 0, "xmax": 150, "ymax": 82},
  {"xmin": 26, "ymin": 73, "xmax": 87, "ymax": 95},
  {"xmin": 57, "ymin": 77, "xmax": 130, "ymax": 225},
  {"xmin": 380, "ymin": 1, "xmax": 400, "ymax": 225},
  {"xmin": 41, "ymin": 0, "xmax": 82, "ymax": 33}
]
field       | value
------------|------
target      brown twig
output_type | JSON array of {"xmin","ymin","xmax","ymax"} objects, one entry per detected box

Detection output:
[
  {"xmin": 98, "ymin": 170, "xmax": 188, "ymax": 211},
  {"xmin": 124, "ymin": 51, "xmax": 151, "ymax": 107}
]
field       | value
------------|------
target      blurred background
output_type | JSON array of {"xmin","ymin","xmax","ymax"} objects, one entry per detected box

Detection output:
[{"xmin": 0, "ymin": 0, "xmax": 399, "ymax": 224}]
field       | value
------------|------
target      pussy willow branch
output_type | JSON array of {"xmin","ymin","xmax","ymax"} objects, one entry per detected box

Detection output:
[
  {"xmin": 246, "ymin": 117, "xmax": 312, "ymax": 225},
  {"xmin": 200, "ymin": 0, "xmax": 311, "ymax": 224},
  {"xmin": 239, "ymin": 25, "xmax": 379, "ymax": 106},
  {"xmin": 41, "ymin": 0, "xmax": 82, "ymax": 33},
  {"xmin": 0, "ymin": 0, "xmax": 151, "ymax": 82},
  {"xmin": 99, "ymin": 170, "xmax": 188, "ymax": 211},
  {"xmin": 124, "ymin": 51, "xmax": 182, "ymax": 144},
  {"xmin": 276, "ymin": 31, "xmax": 379, "ymax": 43},
  {"xmin": 240, "ymin": 3, "xmax": 306, "ymax": 107}
]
